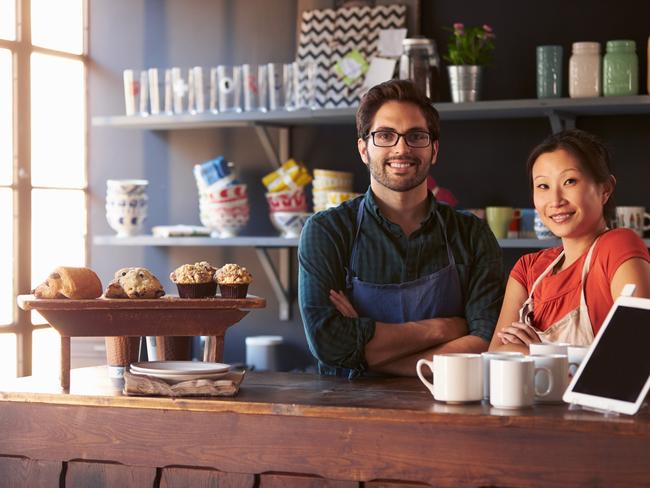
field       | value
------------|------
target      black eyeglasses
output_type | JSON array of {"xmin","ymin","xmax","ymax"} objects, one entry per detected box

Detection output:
[{"xmin": 369, "ymin": 130, "xmax": 432, "ymax": 148}]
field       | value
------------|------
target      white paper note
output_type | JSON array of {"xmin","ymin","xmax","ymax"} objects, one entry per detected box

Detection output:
[
  {"xmin": 363, "ymin": 57, "xmax": 398, "ymax": 89},
  {"xmin": 378, "ymin": 28, "xmax": 407, "ymax": 57}
]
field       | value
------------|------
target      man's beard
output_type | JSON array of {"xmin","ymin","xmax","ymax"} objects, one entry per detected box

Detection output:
[{"xmin": 366, "ymin": 152, "xmax": 431, "ymax": 192}]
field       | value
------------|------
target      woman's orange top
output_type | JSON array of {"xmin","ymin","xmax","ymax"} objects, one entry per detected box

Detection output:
[{"xmin": 510, "ymin": 228, "xmax": 650, "ymax": 334}]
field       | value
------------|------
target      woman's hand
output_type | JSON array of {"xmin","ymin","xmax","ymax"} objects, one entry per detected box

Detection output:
[
  {"xmin": 496, "ymin": 322, "xmax": 541, "ymax": 346},
  {"xmin": 329, "ymin": 289, "xmax": 358, "ymax": 318}
]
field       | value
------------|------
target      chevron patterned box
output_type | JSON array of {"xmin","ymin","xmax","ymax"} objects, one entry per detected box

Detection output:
[{"xmin": 297, "ymin": 4, "xmax": 407, "ymax": 109}]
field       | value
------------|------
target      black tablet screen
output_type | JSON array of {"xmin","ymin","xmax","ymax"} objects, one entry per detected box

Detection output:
[{"xmin": 572, "ymin": 306, "xmax": 650, "ymax": 402}]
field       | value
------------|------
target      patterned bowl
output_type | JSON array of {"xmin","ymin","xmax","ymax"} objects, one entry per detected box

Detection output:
[{"xmin": 269, "ymin": 211, "xmax": 311, "ymax": 238}]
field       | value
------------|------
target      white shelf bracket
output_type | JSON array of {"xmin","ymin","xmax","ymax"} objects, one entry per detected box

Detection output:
[
  {"xmin": 255, "ymin": 247, "xmax": 293, "ymax": 321},
  {"xmin": 546, "ymin": 110, "xmax": 576, "ymax": 134}
]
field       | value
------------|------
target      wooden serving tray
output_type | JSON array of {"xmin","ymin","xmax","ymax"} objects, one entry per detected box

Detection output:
[
  {"xmin": 17, "ymin": 295, "xmax": 266, "ymax": 337},
  {"xmin": 17, "ymin": 294, "xmax": 266, "ymax": 390}
]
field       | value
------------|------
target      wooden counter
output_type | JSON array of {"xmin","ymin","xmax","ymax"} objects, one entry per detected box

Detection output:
[{"xmin": 1, "ymin": 367, "xmax": 649, "ymax": 487}]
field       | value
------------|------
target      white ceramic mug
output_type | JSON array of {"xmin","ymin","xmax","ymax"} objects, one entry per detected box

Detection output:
[
  {"xmin": 529, "ymin": 342, "xmax": 570, "ymax": 356},
  {"xmin": 530, "ymin": 354, "xmax": 569, "ymax": 403},
  {"xmin": 481, "ymin": 351, "xmax": 524, "ymax": 400},
  {"xmin": 489, "ymin": 357, "xmax": 553, "ymax": 409},
  {"xmin": 567, "ymin": 345, "xmax": 590, "ymax": 376},
  {"xmin": 615, "ymin": 206, "xmax": 650, "ymax": 237},
  {"xmin": 416, "ymin": 353, "xmax": 483, "ymax": 403}
]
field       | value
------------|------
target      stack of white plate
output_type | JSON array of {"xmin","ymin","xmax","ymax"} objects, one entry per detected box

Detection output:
[{"xmin": 129, "ymin": 361, "xmax": 230, "ymax": 383}]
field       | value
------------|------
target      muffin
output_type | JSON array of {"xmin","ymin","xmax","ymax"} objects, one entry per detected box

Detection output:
[
  {"xmin": 170, "ymin": 261, "xmax": 217, "ymax": 298},
  {"xmin": 104, "ymin": 267, "xmax": 165, "ymax": 299},
  {"xmin": 215, "ymin": 263, "xmax": 252, "ymax": 298}
]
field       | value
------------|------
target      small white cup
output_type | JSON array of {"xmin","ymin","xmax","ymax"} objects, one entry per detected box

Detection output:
[
  {"xmin": 489, "ymin": 357, "xmax": 553, "ymax": 409},
  {"xmin": 529, "ymin": 342, "xmax": 570, "ymax": 356},
  {"xmin": 567, "ymin": 345, "xmax": 590, "ymax": 376},
  {"xmin": 481, "ymin": 351, "xmax": 524, "ymax": 400},
  {"xmin": 530, "ymin": 354, "xmax": 569, "ymax": 403},
  {"xmin": 416, "ymin": 353, "xmax": 483, "ymax": 403}
]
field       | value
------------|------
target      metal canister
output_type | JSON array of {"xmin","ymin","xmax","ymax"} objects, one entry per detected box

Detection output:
[{"xmin": 399, "ymin": 38, "xmax": 441, "ymax": 101}]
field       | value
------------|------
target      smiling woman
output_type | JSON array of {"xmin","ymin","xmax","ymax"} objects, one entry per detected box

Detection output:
[{"xmin": 489, "ymin": 129, "xmax": 650, "ymax": 353}]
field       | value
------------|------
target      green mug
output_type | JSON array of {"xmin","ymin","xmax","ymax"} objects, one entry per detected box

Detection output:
[{"xmin": 486, "ymin": 207, "xmax": 515, "ymax": 239}]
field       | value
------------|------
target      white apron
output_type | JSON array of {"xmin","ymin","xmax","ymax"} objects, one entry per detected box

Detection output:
[{"xmin": 518, "ymin": 237, "xmax": 601, "ymax": 346}]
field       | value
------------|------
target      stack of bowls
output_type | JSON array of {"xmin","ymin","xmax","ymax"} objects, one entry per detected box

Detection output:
[
  {"xmin": 198, "ymin": 182, "xmax": 249, "ymax": 238},
  {"xmin": 326, "ymin": 191, "xmax": 362, "ymax": 209},
  {"xmin": 194, "ymin": 158, "xmax": 249, "ymax": 238},
  {"xmin": 266, "ymin": 187, "xmax": 311, "ymax": 238},
  {"xmin": 312, "ymin": 169, "xmax": 354, "ymax": 212},
  {"xmin": 105, "ymin": 179, "xmax": 149, "ymax": 237}
]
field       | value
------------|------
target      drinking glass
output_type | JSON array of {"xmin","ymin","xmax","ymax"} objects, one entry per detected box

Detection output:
[
  {"xmin": 267, "ymin": 62, "xmax": 283, "ymax": 111},
  {"xmin": 294, "ymin": 60, "xmax": 317, "ymax": 109},
  {"xmin": 171, "ymin": 67, "xmax": 187, "ymax": 114},
  {"xmin": 217, "ymin": 65, "xmax": 242, "ymax": 112},
  {"xmin": 243, "ymin": 64, "xmax": 269, "ymax": 112},
  {"xmin": 283, "ymin": 63, "xmax": 297, "ymax": 111}
]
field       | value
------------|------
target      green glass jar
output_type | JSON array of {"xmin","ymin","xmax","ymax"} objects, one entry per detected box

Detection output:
[{"xmin": 603, "ymin": 40, "xmax": 638, "ymax": 96}]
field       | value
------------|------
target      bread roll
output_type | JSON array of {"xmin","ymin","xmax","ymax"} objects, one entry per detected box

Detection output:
[{"xmin": 33, "ymin": 267, "xmax": 103, "ymax": 299}]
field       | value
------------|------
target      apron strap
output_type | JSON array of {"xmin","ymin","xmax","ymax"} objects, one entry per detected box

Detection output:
[
  {"xmin": 578, "ymin": 235, "xmax": 599, "ymax": 310},
  {"xmin": 346, "ymin": 199, "xmax": 366, "ymax": 288},
  {"xmin": 435, "ymin": 210, "xmax": 456, "ymax": 267},
  {"xmin": 520, "ymin": 233, "xmax": 603, "ymax": 324}
]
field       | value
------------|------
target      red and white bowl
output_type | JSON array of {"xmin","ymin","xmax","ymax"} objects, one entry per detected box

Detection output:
[{"xmin": 265, "ymin": 187, "xmax": 307, "ymax": 213}]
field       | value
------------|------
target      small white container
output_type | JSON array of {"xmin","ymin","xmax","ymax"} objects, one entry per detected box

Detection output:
[
  {"xmin": 245, "ymin": 335, "xmax": 283, "ymax": 372},
  {"xmin": 569, "ymin": 42, "xmax": 602, "ymax": 98}
]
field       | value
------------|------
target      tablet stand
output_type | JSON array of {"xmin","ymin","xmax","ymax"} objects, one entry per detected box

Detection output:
[{"xmin": 568, "ymin": 402, "xmax": 620, "ymax": 417}]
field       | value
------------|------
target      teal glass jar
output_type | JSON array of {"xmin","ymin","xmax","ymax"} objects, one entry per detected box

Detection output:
[{"xmin": 603, "ymin": 40, "xmax": 638, "ymax": 96}]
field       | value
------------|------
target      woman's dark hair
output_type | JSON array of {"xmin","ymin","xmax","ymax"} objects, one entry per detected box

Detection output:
[
  {"xmin": 526, "ymin": 129, "xmax": 616, "ymax": 223},
  {"xmin": 356, "ymin": 79, "xmax": 440, "ymax": 141}
]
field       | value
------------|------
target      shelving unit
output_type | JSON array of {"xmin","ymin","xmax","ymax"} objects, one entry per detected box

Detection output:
[
  {"xmin": 92, "ymin": 95, "xmax": 650, "ymax": 319},
  {"xmin": 92, "ymin": 95, "xmax": 650, "ymax": 132},
  {"xmin": 93, "ymin": 236, "xmax": 299, "ymax": 247},
  {"xmin": 91, "ymin": 234, "xmax": 650, "ymax": 250}
]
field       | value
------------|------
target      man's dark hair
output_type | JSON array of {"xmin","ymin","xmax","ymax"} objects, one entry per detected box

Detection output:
[
  {"xmin": 356, "ymin": 79, "xmax": 440, "ymax": 141},
  {"xmin": 526, "ymin": 129, "xmax": 616, "ymax": 223}
]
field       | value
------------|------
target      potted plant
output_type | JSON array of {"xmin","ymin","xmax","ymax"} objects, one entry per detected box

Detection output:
[{"xmin": 444, "ymin": 23, "xmax": 496, "ymax": 103}]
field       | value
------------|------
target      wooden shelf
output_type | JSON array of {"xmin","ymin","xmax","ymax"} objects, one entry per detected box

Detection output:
[
  {"xmin": 93, "ymin": 234, "xmax": 531, "ymax": 249},
  {"xmin": 92, "ymin": 96, "xmax": 650, "ymax": 130},
  {"xmin": 93, "ymin": 235, "xmax": 299, "ymax": 247},
  {"xmin": 498, "ymin": 238, "xmax": 559, "ymax": 248},
  {"xmin": 93, "ymin": 235, "xmax": 650, "ymax": 249}
]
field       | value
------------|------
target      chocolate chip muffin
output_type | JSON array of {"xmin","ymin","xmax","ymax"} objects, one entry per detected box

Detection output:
[{"xmin": 104, "ymin": 267, "xmax": 165, "ymax": 299}]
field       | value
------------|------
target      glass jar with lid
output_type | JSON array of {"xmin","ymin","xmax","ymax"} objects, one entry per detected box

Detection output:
[
  {"xmin": 569, "ymin": 42, "xmax": 601, "ymax": 98},
  {"xmin": 399, "ymin": 37, "xmax": 441, "ymax": 101},
  {"xmin": 603, "ymin": 40, "xmax": 638, "ymax": 96}
]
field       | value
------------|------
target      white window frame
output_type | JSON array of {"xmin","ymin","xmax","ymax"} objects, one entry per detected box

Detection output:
[{"xmin": 0, "ymin": 0, "xmax": 89, "ymax": 377}]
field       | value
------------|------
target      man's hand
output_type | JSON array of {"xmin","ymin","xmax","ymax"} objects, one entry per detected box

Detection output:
[
  {"xmin": 329, "ymin": 289, "xmax": 358, "ymax": 318},
  {"xmin": 497, "ymin": 322, "xmax": 541, "ymax": 346}
]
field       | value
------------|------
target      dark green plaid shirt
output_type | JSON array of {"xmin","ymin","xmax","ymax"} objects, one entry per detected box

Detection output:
[{"xmin": 298, "ymin": 188, "xmax": 504, "ymax": 376}]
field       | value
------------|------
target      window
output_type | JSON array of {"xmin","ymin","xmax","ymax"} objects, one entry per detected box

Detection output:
[{"xmin": 0, "ymin": 0, "xmax": 87, "ymax": 380}]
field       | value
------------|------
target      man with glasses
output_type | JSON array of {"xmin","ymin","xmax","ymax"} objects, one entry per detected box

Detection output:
[{"xmin": 299, "ymin": 80, "xmax": 504, "ymax": 377}]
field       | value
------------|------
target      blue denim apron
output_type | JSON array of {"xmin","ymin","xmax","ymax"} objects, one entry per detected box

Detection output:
[{"xmin": 329, "ymin": 199, "xmax": 464, "ymax": 377}]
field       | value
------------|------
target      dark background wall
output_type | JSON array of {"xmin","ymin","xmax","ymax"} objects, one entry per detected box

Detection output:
[{"xmin": 89, "ymin": 0, "xmax": 650, "ymax": 371}]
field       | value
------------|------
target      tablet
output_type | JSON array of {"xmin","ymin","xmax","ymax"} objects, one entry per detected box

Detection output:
[{"xmin": 563, "ymin": 295, "xmax": 650, "ymax": 415}]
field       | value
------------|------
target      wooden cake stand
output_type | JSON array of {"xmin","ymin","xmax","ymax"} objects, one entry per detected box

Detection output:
[{"xmin": 17, "ymin": 294, "xmax": 266, "ymax": 389}]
